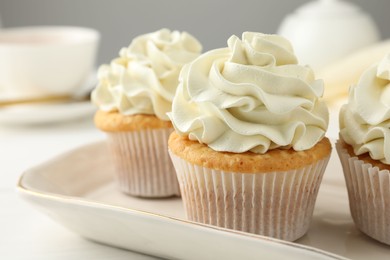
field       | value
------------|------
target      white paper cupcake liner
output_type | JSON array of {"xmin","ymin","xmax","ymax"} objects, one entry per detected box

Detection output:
[
  {"xmin": 105, "ymin": 128, "xmax": 180, "ymax": 198},
  {"xmin": 336, "ymin": 140, "xmax": 390, "ymax": 245},
  {"xmin": 169, "ymin": 150, "xmax": 330, "ymax": 241}
]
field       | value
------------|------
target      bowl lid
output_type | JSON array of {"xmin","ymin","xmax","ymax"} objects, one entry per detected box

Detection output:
[{"xmin": 293, "ymin": 0, "xmax": 364, "ymax": 18}]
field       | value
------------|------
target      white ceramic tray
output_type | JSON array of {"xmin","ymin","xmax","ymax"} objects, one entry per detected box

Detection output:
[{"xmin": 17, "ymin": 141, "xmax": 390, "ymax": 259}]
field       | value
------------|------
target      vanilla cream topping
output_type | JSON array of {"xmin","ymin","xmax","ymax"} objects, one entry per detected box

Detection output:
[
  {"xmin": 169, "ymin": 32, "xmax": 328, "ymax": 154},
  {"xmin": 91, "ymin": 28, "xmax": 202, "ymax": 120},
  {"xmin": 340, "ymin": 53, "xmax": 390, "ymax": 164}
]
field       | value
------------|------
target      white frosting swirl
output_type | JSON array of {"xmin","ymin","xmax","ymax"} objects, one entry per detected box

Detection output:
[
  {"xmin": 169, "ymin": 32, "xmax": 328, "ymax": 154},
  {"xmin": 340, "ymin": 53, "xmax": 390, "ymax": 164},
  {"xmin": 92, "ymin": 28, "xmax": 202, "ymax": 120}
]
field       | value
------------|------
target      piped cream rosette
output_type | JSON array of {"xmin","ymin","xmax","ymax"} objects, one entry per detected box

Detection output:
[{"xmin": 93, "ymin": 28, "xmax": 202, "ymax": 120}]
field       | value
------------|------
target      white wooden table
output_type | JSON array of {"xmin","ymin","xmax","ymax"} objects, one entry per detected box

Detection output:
[{"xmin": 0, "ymin": 117, "xmax": 158, "ymax": 259}]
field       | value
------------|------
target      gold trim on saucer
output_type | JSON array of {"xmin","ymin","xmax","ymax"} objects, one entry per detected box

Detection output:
[{"xmin": 0, "ymin": 94, "xmax": 90, "ymax": 107}]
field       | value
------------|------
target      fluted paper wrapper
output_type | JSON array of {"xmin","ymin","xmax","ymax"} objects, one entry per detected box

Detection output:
[
  {"xmin": 169, "ymin": 150, "xmax": 330, "ymax": 241},
  {"xmin": 336, "ymin": 140, "xmax": 390, "ymax": 245},
  {"xmin": 105, "ymin": 128, "xmax": 180, "ymax": 197}
]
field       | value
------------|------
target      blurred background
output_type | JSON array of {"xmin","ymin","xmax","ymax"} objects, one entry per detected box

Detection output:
[{"xmin": 1, "ymin": 0, "xmax": 389, "ymax": 65}]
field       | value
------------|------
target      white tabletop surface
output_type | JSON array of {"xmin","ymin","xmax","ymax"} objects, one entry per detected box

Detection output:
[
  {"xmin": 0, "ymin": 101, "xmax": 342, "ymax": 260},
  {"xmin": 0, "ymin": 115, "xmax": 159, "ymax": 259}
]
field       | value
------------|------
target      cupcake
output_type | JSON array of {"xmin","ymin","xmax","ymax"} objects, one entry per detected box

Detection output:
[
  {"xmin": 92, "ymin": 28, "xmax": 202, "ymax": 197},
  {"xmin": 168, "ymin": 32, "xmax": 331, "ymax": 241},
  {"xmin": 337, "ymin": 53, "xmax": 390, "ymax": 245}
]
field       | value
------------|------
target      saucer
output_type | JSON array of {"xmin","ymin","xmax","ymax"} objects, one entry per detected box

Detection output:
[
  {"xmin": 0, "ymin": 101, "xmax": 96, "ymax": 125},
  {"xmin": 0, "ymin": 73, "xmax": 97, "ymax": 125}
]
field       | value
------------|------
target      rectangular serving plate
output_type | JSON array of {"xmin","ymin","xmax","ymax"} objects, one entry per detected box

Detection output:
[{"xmin": 17, "ymin": 141, "xmax": 389, "ymax": 260}]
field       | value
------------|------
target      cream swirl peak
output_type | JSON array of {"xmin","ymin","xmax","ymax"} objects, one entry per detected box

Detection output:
[
  {"xmin": 92, "ymin": 28, "xmax": 202, "ymax": 120},
  {"xmin": 340, "ymin": 53, "xmax": 390, "ymax": 164},
  {"xmin": 169, "ymin": 32, "xmax": 329, "ymax": 154}
]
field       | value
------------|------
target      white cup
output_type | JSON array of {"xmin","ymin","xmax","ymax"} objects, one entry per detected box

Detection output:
[{"xmin": 0, "ymin": 26, "xmax": 100, "ymax": 100}]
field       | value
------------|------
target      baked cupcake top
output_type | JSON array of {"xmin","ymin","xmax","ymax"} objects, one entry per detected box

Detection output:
[
  {"xmin": 91, "ymin": 28, "xmax": 202, "ymax": 121},
  {"xmin": 169, "ymin": 32, "xmax": 328, "ymax": 154},
  {"xmin": 340, "ymin": 53, "xmax": 390, "ymax": 164}
]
